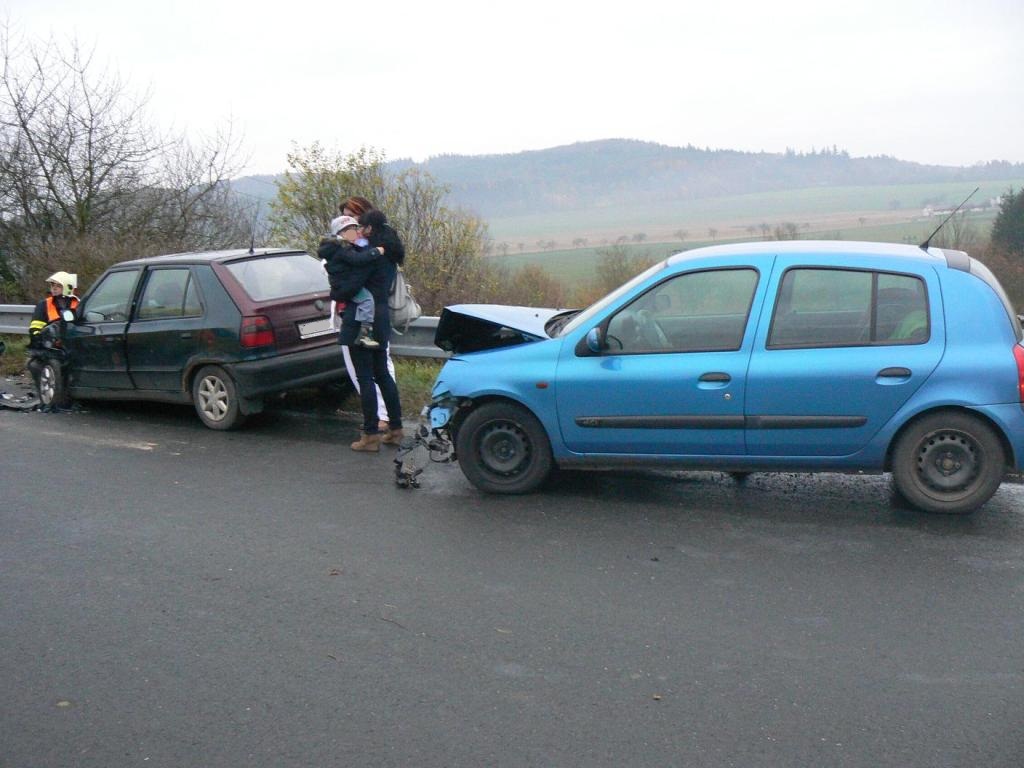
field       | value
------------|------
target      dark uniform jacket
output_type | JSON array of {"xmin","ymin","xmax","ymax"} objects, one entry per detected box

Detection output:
[{"xmin": 29, "ymin": 295, "xmax": 78, "ymax": 346}]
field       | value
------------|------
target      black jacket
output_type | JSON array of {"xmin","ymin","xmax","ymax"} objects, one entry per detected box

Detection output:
[
  {"xmin": 365, "ymin": 222, "xmax": 405, "ymax": 266},
  {"xmin": 321, "ymin": 239, "xmax": 396, "ymax": 346},
  {"xmin": 318, "ymin": 237, "xmax": 377, "ymax": 293}
]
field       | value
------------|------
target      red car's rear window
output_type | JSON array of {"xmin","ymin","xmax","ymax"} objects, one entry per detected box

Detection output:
[{"xmin": 224, "ymin": 253, "xmax": 328, "ymax": 301}]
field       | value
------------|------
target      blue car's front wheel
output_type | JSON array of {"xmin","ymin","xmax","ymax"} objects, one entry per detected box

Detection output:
[{"xmin": 455, "ymin": 401, "xmax": 553, "ymax": 494}]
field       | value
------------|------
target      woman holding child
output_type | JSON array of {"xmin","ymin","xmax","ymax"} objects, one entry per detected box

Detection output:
[{"xmin": 327, "ymin": 201, "xmax": 404, "ymax": 452}]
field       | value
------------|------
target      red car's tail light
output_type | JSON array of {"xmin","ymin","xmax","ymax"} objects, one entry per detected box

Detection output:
[
  {"xmin": 1014, "ymin": 344, "xmax": 1024, "ymax": 405},
  {"xmin": 240, "ymin": 315, "xmax": 275, "ymax": 348}
]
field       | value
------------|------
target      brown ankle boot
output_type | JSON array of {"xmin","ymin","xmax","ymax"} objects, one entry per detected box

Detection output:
[
  {"xmin": 350, "ymin": 431, "xmax": 382, "ymax": 452},
  {"xmin": 380, "ymin": 428, "xmax": 404, "ymax": 446}
]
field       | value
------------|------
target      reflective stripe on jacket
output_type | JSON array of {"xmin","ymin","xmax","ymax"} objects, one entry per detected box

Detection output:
[{"xmin": 29, "ymin": 295, "xmax": 79, "ymax": 335}]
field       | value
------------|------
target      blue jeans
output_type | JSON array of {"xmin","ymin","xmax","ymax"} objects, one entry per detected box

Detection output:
[{"xmin": 349, "ymin": 344, "xmax": 401, "ymax": 433}]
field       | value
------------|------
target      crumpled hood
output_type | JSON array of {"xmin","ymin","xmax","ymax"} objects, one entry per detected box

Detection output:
[{"xmin": 434, "ymin": 304, "xmax": 565, "ymax": 354}]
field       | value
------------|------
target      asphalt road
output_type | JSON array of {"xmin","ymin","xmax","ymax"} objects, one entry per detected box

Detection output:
[{"xmin": 2, "ymin": 401, "xmax": 1023, "ymax": 767}]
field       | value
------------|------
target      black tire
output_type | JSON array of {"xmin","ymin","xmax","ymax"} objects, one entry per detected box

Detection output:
[
  {"xmin": 192, "ymin": 365, "xmax": 247, "ymax": 430},
  {"xmin": 38, "ymin": 361, "xmax": 68, "ymax": 408},
  {"xmin": 454, "ymin": 401, "xmax": 553, "ymax": 494},
  {"xmin": 891, "ymin": 412, "xmax": 1005, "ymax": 514}
]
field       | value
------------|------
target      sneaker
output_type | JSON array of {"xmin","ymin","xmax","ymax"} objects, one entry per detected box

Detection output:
[{"xmin": 354, "ymin": 326, "xmax": 380, "ymax": 348}]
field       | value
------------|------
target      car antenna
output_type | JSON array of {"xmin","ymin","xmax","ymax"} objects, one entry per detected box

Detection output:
[
  {"xmin": 919, "ymin": 187, "xmax": 979, "ymax": 251},
  {"xmin": 248, "ymin": 202, "xmax": 261, "ymax": 255}
]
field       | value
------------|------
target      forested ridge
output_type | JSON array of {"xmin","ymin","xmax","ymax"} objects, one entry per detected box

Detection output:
[{"xmin": 233, "ymin": 139, "xmax": 1024, "ymax": 218}]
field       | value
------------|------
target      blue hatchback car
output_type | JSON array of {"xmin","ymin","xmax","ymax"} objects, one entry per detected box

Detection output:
[{"xmin": 428, "ymin": 241, "xmax": 1024, "ymax": 514}]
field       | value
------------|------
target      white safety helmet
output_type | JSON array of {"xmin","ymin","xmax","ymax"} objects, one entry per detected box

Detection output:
[{"xmin": 46, "ymin": 271, "xmax": 78, "ymax": 297}]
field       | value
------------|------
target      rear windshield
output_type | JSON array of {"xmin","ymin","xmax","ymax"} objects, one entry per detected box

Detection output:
[{"xmin": 224, "ymin": 253, "xmax": 328, "ymax": 301}]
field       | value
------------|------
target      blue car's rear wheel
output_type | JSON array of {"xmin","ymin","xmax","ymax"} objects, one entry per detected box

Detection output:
[
  {"xmin": 455, "ymin": 402, "xmax": 553, "ymax": 494},
  {"xmin": 891, "ymin": 412, "xmax": 1005, "ymax": 514}
]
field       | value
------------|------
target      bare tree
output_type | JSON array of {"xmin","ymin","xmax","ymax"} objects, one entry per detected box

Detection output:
[
  {"xmin": 496, "ymin": 263, "xmax": 567, "ymax": 308},
  {"xmin": 673, "ymin": 229, "xmax": 689, "ymax": 242},
  {"xmin": 773, "ymin": 221, "xmax": 800, "ymax": 240},
  {"xmin": 574, "ymin": 244, "xmax": 657, "ymax": 306},
  {"xmin": 268, "ymin": 143, "xmax": 389, "ymax": 254},
  {"xmin": 931, "ymin": 211, "xmax": 979, "ymax": 251},
  {"xmin": 0, "ymin": 25, "xmax": 247, "ymax": 299},
  {"xmin": 268, "ymin": 143, "xmax": 493, "ymax": 315},
  {"xmin": 708, "ymin": 227, "xmax": 718, "ymax": 240}
]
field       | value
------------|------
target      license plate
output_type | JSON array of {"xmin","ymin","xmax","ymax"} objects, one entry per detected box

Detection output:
[{"xmin": 297, "ymin": 317, "xmax": 337, "ymax": 339}]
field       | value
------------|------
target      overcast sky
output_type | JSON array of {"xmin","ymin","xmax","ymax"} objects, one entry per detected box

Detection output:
[{"xmin": 6, "ymin": 0, "xmax": 1023, "ymax": 176}]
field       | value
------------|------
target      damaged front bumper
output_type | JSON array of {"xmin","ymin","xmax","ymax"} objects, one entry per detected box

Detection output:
[{"xmin": 426, "ymin": 398, "xmax": 459, "ymax": 460}]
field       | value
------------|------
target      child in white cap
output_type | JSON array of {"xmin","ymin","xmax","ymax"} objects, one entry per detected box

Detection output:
[{"xmin": 319, "ymin": 215, "xmax": 380, "ymax": 348}]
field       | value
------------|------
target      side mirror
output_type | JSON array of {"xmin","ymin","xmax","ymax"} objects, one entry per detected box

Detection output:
[
  {"xmin": 586, "ymin": 326, "xmax": 604, "ymax": 353},
  {"xmin": 61, "ymin": 309, "xmax": 76, "ymax": 322}
]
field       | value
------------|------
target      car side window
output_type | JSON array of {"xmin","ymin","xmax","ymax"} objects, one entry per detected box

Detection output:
[
  {"xmin": 137, "ymin": 268, "xmax": 199, "ymax": 320},
  {"xmin": 877, "ymin": 273, "xmax": 928, "ymax": 342},
  {"xmin": 81, "ymin": 270, "xmax": 140, "ymax": 322},
  {"xmin": 769, "ymin": 268, "xmax": 928, "ymax": 348},
  {"xmin": 606, "ymin": 268, "xmax": 758, "ymax": 354}
]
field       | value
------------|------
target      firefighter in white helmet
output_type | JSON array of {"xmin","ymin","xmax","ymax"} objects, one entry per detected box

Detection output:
[
  {"xmin": 27, "ymin": 271, "xmax": 79, "ymax": 402},
  {"xmin": 28, "ymin": 271, "xmax": 79, "ymax": 339}
]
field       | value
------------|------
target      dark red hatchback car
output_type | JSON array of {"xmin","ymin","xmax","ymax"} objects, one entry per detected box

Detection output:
[{"xmin": 52, "ymin": 248, "xmax": 345, "ymax": 429}]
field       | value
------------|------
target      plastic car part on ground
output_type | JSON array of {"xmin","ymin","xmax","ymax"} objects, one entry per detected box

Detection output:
[{"xmin": 393, "ymin": 413, "xmax": 454, "ymax": 489}]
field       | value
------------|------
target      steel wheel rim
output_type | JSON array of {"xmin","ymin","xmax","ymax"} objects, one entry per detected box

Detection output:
[
  {"xmin": 914, "ymin": 428, "xmax": 983, "ymax": 495},
  {"xmin": 39, "ymin": 366, "xmax": 55, "ymax": 404},
  {"xmin": 197, "ymin": 375, "xmax": 229, "ymax": 422},
  {"xmin": 478, "ymin": 421, "xmax": 531, "ymax": 477}
]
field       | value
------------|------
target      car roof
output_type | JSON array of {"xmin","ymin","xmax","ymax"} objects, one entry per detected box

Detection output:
[
  {"xmin": 667, "ymin": 240, "xmax": 955, "ymax": 268},
  {"xmin": 111, "ymin": 248, "xmax": 308, "ymax": 268}
]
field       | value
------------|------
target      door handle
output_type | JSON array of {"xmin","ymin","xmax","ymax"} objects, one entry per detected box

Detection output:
[
  {"xmin": 180, "ymin": 332, "xmax": 193, "ymax": 339},
  {"xmin": 877, "ymin": 367, "xmax": 912, "ymax": 378},
  {"xmin": 699, "ymin": 372, "xmax": 731, "ymax": 382}
]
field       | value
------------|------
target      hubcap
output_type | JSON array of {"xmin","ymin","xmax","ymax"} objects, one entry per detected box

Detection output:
[
  {"xmin": 39, "ymin": 366, "xmax": 55, "ymax": 404},
  {"xmin": 197, "ymin": 375, "xmax": 229, "ymax": 422},
  {"xmin": 915, "ymin": 430, "xmax": 980, "ymax": 493},
  {"xmin": 479, "ymin": 422, "xmax": 531, "ymax": 476}
]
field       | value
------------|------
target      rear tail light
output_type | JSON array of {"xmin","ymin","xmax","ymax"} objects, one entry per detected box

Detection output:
[
  {"xmin": 240, "ymin": 315, "xmax": 275, "ymax": 348},
  {"xmin": 1015, "ymin": 344, "xmax": 1024, "ymax": 405}
]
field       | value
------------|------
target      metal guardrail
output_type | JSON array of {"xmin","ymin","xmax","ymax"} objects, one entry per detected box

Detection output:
[
  {"xmin": 0, "ymin": 304, "xmax": 33, "ymax": 335},
  {"xmin": 0, "ymin": 304, "xmax": 446, "ymax": 359}
]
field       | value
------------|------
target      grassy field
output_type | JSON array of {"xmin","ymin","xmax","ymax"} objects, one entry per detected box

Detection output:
[
  {"xmin": 489, "ymin": 204, "xmax": 1002, "ymax": 286},
  {"xmin": 486, "ymin": 178, "xmax": 1021, "ymax": 249},
  {"xmin": 0, "ymin": 334, "xmax": 28, "ymax": 377}
]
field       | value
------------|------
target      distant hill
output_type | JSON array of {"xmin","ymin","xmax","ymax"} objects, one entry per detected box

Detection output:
[
  {"xmin": 230, "ymin": 139, "xmax": 1024, "ymax": 238},
  {"xmin": 413, "ymin": 140, "xmax": 1024, "ymax": 218}
]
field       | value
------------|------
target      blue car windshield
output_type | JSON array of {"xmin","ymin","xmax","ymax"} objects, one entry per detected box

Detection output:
[{"xmin": 557, "ymin": 261, "xmax": 666, "ymax": 337}]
